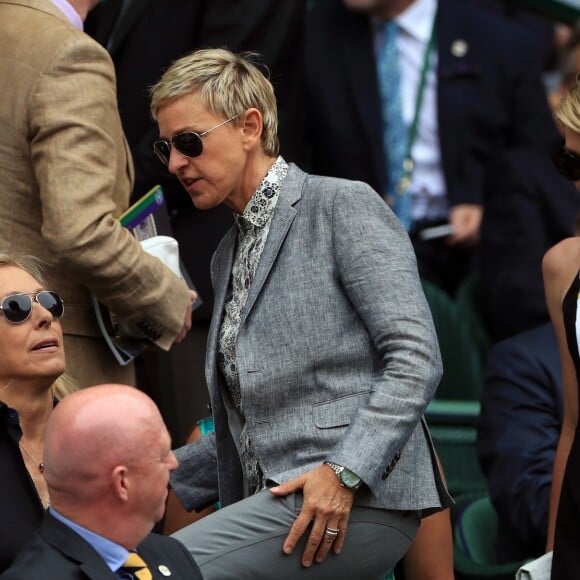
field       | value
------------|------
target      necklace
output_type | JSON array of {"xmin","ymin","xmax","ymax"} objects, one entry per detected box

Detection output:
[{"xmin": 19, "ymin": 442, "xmax": 44, "ymax": 473}]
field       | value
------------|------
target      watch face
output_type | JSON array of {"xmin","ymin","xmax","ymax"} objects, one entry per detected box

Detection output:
[{"xmin": 340, "ymin": 468, "xmax": 361, "ymax": 488}]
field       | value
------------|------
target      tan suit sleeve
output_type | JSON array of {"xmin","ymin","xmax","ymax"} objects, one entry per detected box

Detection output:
[{"xmin": 29, "ymin": 35, "xmax": 190, "ymax": 349}]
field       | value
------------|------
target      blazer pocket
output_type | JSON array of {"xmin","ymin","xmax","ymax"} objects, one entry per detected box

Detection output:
[{"xmin": 313, "ymin": 391, "xmax": 368, "ymax": 429}]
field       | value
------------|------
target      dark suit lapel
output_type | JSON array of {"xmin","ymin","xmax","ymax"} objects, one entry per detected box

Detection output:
[
  {"xmin": 137, "ymin": 534, "xmax": 202, "ymax": 579},
  {"xmin": 437, "ymin": 0, "xmax": 479, "ymax": 80},
  {"xmin": 40, "ymin": 513, "xmax": 117, "ymax": 579},
  {"xmin": 137, "ymin": 544, "xmax": 168, "ymax": 580},
  {"xmin": 436, "ymin": 0, "xmax": 480, "ymax": 189},
  {"xmin": 339, "ymin": 10, "xmax": 385, "ymax": 189}
]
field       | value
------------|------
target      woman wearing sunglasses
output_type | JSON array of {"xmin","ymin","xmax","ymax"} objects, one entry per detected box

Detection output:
[
  {"xmin": 544, "ymin": 79, "xmax": 580, "ymax": 579},
  {"xmin": 0, "ymin": 253, "xmax": 68, "ymax": 574},
  {"xmin": 150, "ymin": 48, "xmax": 451, "ymax": 579}
]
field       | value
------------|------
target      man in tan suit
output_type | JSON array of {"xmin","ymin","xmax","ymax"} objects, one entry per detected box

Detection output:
[{"xmin": 0, "ymin": 0, "xmax": 195, "ymax": 388}]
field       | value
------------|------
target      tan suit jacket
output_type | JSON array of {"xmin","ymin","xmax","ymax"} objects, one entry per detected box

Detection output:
[{"xmin": 0, "ymin": 0, "xmax": 191, "ymax": 385}]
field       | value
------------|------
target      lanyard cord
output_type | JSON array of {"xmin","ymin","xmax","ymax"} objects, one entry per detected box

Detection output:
[{"xmin": 397, "ymin": 13, "xmax": 437, "ymax": 195}]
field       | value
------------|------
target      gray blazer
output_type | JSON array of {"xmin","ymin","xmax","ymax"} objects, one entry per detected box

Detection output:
[{"xmin": 172, "ymin": 164, "xmax": 451, "ymax": 515}]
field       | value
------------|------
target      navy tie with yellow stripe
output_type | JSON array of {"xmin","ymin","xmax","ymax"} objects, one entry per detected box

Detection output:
[{"xmin": 121, "ymin": 552, "xmax": 152, "ymax": 580}]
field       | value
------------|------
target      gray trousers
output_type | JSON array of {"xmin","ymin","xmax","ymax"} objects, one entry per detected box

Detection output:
[{"xmin": 172, "ymin": 490, "xmax": 419, "ymax": 579}]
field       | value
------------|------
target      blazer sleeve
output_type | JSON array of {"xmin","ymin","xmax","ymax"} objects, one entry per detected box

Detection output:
[
  {"xmin": 325, "ymin": 181, "xmax": 443, "ymax": 495},
  {"xmin": 171, "ymin": 433, "xmax": 220, "ymax": 512},
  {"xmin": 29, "ymin": 35, "xmax": 190, "ymax": 348}
]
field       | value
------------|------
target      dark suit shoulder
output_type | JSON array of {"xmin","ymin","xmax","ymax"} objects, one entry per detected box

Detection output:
[
  {"xmin": 487, "ymin": 323, "xmax": 559, "ymax": 370},
  {"xmin": 1, "ymin": 513, "xmax": 116, "ymax": 579},
  {"xmin": 438, "ymin": 0, "xmax": 547, "ymax": 77},
  {"xmin": 0, "ymin": 533, "xmax": 109, "ymax": 580},
  {"xmin": 0, "ymin": 520, "xmax": 201, "ymax": 580},
  {"xmin": 484, "ymin": 324, "xmax": 563, "ymax": 410},
  {"xmin": 440, "ymin": 0, "xmax": 537, "ymax": 39}
]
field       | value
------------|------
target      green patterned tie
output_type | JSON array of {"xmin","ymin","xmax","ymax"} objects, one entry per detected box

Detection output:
[{"xmin": 376, "ymin": 19, "xmax": 412, "ymax": 231}]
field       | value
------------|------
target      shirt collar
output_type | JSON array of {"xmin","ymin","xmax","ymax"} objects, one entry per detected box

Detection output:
[
  {"xmin": 49, "ymin": 508, "xmax": 129, "ymax": 573},
  {"xmin": 395, "ymin": 0, "xmax": 437, "ymax": 44},
  {"xmin": 235, "ymin": 156, "xmax": 288, "ymax": 230},
  {"xmin": 50, "ymin": 0, "xmax": 84, "ymax": 31}
]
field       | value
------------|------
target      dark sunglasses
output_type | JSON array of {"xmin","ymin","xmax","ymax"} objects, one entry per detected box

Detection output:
[
  {"xmin": 0, "ymin": 291, "xmax": 64, "ymax": 324},
  {"xmin": 552, "ymin": 147, "xmax": 580, "ymax": 181},
  {"xmin": 153, "ymin": 115, "xmax": 240, "ymax": 165}
]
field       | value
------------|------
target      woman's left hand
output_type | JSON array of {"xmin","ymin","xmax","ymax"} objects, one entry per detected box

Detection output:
[{"xmin": 269, "ymin": 464, "xmax": 356, "ymax": 567}]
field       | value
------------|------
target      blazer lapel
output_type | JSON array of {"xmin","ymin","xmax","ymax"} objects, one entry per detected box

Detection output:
[
  {"xmin": 436, "ymin": 0, "xmax": 480, "ymax": 179},
  {"xmin": 40, "ymin": 513, "xmax": 118, "ymax": 579},
  {"xmin": 240, "ymin": 204, "xmax": 296, "ymax": 326},
  {"xmin": 240, "ymin": 164, "xmax": 304, "ymax": 326}
]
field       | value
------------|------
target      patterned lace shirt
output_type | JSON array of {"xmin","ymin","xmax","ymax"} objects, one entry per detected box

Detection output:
[{"xmin": 217, "ymin": 156, "xmax": 288, "ymax": 493}]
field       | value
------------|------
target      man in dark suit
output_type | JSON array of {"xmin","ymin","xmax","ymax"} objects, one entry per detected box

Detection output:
[
  {"xmin": 304, "ymin": 0, "xmax": 560, "ymax": 295},
  {"xmin": 477, "ymin": 324, "xmax": 564, "ymax": 563},
  {"xmin": 480, "ymin": 148, "xmax": 580, "ymax": 341},
  {"xmin": 85, "ymin": 0, "xmax": 305, "ymax": 443},
  {"xmin": 0, "ymin": 385, "xmax": 202, "ymax": 580}
]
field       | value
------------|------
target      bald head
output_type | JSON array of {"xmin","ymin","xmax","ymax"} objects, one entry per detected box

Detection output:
[
  {"xmin": 43, "ymin": 384, "xmax": 177, "ymax": 546},
  {"xmin": 45, "ymin": 385, "xmax": 163, "ymax": 495}
]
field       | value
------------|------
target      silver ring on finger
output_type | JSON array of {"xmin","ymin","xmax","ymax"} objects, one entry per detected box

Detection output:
[{"xmin": 324, "ymin": 527, "xmax": 339, "ymax": 538}]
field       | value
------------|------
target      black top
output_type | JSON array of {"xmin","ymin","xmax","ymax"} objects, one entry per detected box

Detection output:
[
  {"xmin": 0, "ymin": 402, "xmax": 44, "ymax": 574},
  {"xmin": 552, "ymin": 273, "xmax": 580, "ymax": 578}
]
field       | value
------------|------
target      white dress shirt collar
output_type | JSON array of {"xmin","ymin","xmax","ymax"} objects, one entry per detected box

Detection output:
[
  {"xmin": 50, "ymin": 0, "xmax": 84, "ymax": 31},
  {"xmin": 396, "ymin": 0, "xmax": 437, "ymax": 44}
]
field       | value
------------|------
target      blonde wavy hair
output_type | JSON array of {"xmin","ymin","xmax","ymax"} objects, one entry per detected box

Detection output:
[
  {"xmin": 150, "ymin": 48, "xmax": 279, "ymax": 156},
  {"xmin": 0, "ymin": 252, "xmax": 76, "ymax": 400},
  {"xmin": 555, "ymin": 76, "xmax": 580, "ymax": 133}
]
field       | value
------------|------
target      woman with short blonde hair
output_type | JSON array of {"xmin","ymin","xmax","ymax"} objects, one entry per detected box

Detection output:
[
  {"xmin": 152, "ymin": 48, "xmax": 450, "ymax": 579},
  {"xmin": 151, "ymin": 48, "xmax": 279, "ymax": 157}
]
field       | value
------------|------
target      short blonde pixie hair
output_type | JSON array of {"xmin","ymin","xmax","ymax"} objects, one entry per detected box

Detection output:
[
  {"xmin": 150, "ymin": 48, "xmax": 279, "ymax": 157},
  {"xmin": 555, "ymin": 77, "xmax": 580, "ymax": 133}
]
